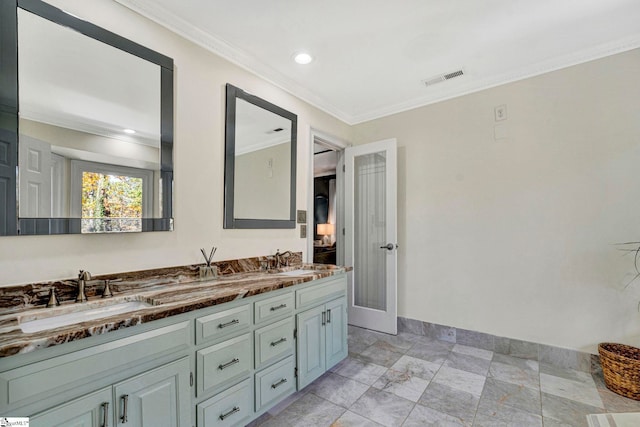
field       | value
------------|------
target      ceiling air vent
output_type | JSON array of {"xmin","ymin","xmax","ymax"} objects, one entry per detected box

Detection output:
[
  {"xmin": 422, "ymin": 69, "xmax": 465, "ymax": 87},
  {"xmin": 266, "ymin": 127, "xmax": 285, "ymax": 134}
]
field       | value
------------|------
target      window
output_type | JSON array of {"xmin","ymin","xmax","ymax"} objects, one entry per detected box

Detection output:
[{"xmin": 70, "ymin": 160, "xmax": 153, "ymax": 233}]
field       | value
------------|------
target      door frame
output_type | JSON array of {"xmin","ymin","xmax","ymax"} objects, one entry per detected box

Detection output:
[{"xmin": 306, "ymin": 128, "xmax": 349, "ymax": 265}]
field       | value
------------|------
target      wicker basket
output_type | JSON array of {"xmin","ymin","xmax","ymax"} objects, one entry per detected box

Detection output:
[{"xmin": 598, "ymin": 342, "xmax": 640, "ymax": 400}]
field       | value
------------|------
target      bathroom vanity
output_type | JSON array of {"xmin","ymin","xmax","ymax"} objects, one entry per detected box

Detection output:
[{"xmin": 0, "ymin": 264, "xmax": 348, "ymax": 426}]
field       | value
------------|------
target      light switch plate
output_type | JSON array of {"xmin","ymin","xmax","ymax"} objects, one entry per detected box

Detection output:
[
  {"xmin": 495, "ymin": 104, "xmax": 507, "ymax": 121},
  {"xmin": 300, "ymin": 224, "xmax": 307, "ymax": 238},
  {"xmin": 297, "ymin": 210, "xmax": 307, "ymax": 224}
]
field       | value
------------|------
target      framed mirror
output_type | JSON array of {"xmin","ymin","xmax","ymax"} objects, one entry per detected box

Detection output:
[
  {"xmin": 224, "ymin": 84, "xmax": 297, "ymax": 229},
  {"xmin": 0, "ymin": 0, "xmax": 174, "ymax": 235}
]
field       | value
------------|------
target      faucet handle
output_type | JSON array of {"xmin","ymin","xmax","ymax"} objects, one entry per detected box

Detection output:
[
  {"xmin": 102, "ymin": 279, "xmax": 122, "ymax": 298},
  {"xmin": 79, "ymin": 270, "xmax": 92, "ymax": 281},
  {"xmin": 46, "ymin": 287, "xmax": 60, "ymax": 308}
]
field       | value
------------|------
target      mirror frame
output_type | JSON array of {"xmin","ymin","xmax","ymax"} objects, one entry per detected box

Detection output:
[
  {"xmin": 0, "ymin": 0, "xmax": 174, "ymax": 235},
  {"xmin": 224, "ymin": 83, "xmax": 297, "ymax": 229}
]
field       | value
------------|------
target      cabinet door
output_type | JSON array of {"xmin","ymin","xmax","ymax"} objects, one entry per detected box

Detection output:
[
  {"xmin": 30, "ymin": 387, "xmax": 112, "ymax": 427},
  {"xmin": 296, "ymin": 305, "xmax": 326, "ymax": 389},
  {"xmin": 113, "ymin": 357, "xmax": 191, "ymax": 427},
  {"xmin": 325, "ymin": 296, "xmax": 348, "ymax": 369}
]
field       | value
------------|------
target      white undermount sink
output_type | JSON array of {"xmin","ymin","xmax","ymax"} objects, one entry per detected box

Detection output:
[
  {"xmin": 19, "ymin": 301, "xmax": 153, "ymax": 333},
  {"xmin": 277, "ymin": 269, "xmax": 315, "ymax": 276}
]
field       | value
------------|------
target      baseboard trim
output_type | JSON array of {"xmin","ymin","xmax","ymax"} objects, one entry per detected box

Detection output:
[{"xmin": 397, "ymin": 316, "xmax": 601, "ymax": 374}]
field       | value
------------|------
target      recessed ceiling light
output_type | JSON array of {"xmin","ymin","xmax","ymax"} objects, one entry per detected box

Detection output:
[
  {"xmin": 293, "ymin": 52, "xmax": 313, "ymax": 65},
  {"xmin": 123, "ymin": 129, "xmax": 136, "ymax": 134}
]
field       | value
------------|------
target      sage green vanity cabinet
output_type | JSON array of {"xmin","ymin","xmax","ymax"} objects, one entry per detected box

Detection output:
[
  {"xmin": 296, "ymin": 294, "xmax": 348, "ymax": 389},
  {"xmin": 2, "ymin": 272, "xmax": 348, "ymax": 427}
]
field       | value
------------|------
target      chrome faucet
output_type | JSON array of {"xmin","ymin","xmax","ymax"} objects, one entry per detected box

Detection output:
[
  {"xmin": 274, "ymin": 250, "xmax": 292, "ymax": 268},
  {"xmin": 76, "ymin": 270, "xmax": 91, "ymax": 302}
]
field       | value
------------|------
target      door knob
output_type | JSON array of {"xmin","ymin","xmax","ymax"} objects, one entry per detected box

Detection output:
[{"xmin": 380, "ymin": 243, "xmax": 397, "ymax": 251}]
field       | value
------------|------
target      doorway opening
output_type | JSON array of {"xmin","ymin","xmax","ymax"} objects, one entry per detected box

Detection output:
[{"xmin": 307, "ymin": 130, "xmax": 347, "ymax": 266}]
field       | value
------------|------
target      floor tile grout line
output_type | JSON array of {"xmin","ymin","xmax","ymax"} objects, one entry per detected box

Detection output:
[{"xmin": 262, "ymin": 327, "xmax": 639, "ymax": 426}]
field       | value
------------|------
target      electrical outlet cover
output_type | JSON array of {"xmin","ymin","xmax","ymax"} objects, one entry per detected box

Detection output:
[{"xmin": 300, "ymin": 224, "xmax": 307, "ymax": 238}]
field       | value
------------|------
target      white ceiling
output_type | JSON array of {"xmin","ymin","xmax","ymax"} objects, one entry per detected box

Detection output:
[{"xmin": 116, "ymin": 0, "xmax": 640, "ymax": 125}]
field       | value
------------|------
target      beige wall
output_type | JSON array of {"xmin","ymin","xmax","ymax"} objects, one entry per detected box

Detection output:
[
  {"xmin": 0, "ymin": 0, "xmax": 351, "ymax": 286},
  {"xmin": 353, "ymin": 48, "xmax": 640, "ymax": 353},
  {"xmin": 234, "ymin": 142, "xmax": 291, "ymax": 220}
]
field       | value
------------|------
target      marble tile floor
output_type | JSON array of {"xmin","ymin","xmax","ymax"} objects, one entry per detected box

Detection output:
[{"xmin": 247, "ymin": 326, "xmax": 640, "ymax": 427}]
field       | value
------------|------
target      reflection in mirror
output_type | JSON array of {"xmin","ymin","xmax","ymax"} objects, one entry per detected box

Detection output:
[
  {"xmin": 224, "ymin": 84, "xmax": 297, "ymax": 229},
  {"xmin": 0, "ymin": 0, "xmax": 174, "ymax": 235},
  {"xmin": 18, "ymin": 8, "xmax": 161, "ymax": 233},
  {"xmin": 234, "ymin": 99, "xmax": 291, "ymax": 220}
]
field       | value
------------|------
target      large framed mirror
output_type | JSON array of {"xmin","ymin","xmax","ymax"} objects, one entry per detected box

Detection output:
[
  {"xmin": 0, "ymin": 0, "xmax": 174, "ymax": 235},
  {"xmin": 224, "ymin": 84, "xmax": 297, "ymax": 229}
]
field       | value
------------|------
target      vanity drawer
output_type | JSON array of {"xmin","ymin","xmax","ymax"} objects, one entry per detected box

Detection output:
[
  {"xmin": 196, "ymin": 333, "xmax": 251, "ymax": 397},
  {"xmin": 254, "ymin": 317, "xmax": 294, "ymax": 369},
  {"xmin": 255, "ymin": 356, "xmax": 295, "ymax": 412},
  {"xmin": 195, "ymin": 304, "xmax": 251, "ymax": 345},
  {"xmin": 197, "ymin": 378, "xmax": 252, "ymax": 427},
  {"xmin": 295, "ymin": 278, "xmax": 346, "ymax": 309},
  {"xmin": 254, "ymin": 292, "xmax": 294, "ymax": 324}
]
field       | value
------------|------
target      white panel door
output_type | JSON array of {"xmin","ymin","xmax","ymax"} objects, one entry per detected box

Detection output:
[
  {"xmin": 345, "ymin": 139, "xmax": 398, "ymax": 334},
  {"xmin": 18, "ymin": 135, "xmax": 51, "ymax": 217}
]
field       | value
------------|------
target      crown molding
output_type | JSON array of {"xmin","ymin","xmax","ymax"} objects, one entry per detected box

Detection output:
[
  {"xmin": 113, "ymin": 0, "xmax": 353, "ymax": 124},
  {"xmin": 350, "ymin": 35, "xmax": 640, "ymax": 124},
  {"xmin": 114, "ymin": 0, "xmax": 640, "ymax": 126}
]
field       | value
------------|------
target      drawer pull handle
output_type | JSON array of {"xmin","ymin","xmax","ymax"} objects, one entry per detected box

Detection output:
[
  {"xmin": 102, "ymin": 401, "xmax": 109, "ymax": 427},
  {"xmin": 219, "ymin": 358, "xmax": 240, "ymax": 370},
  {"xmin": 120, "ymin": 394, "xmax": 129, "ymax": 423},
  {"xmin": 219, "ymin": 406, "xmax": 240, "ymax": 421},
  {"xmin": 270, "ymin": 303, "xmax": 287, "ymax": 311},
  {"xmin": 270, "ymin": 337, "xmax": 287, "ymax": 347},
  {"xmin": 218, "ymin": 319, "xmax": 239, "ymax": 329},
  {"xmin": 271, "ymin": 378, "xmax": 288, "ymax": 389}
]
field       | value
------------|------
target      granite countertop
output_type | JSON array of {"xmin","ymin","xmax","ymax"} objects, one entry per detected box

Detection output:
[{"xmin": 0, "ymin": 264, "xmax": 349, "ymax": 358}]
